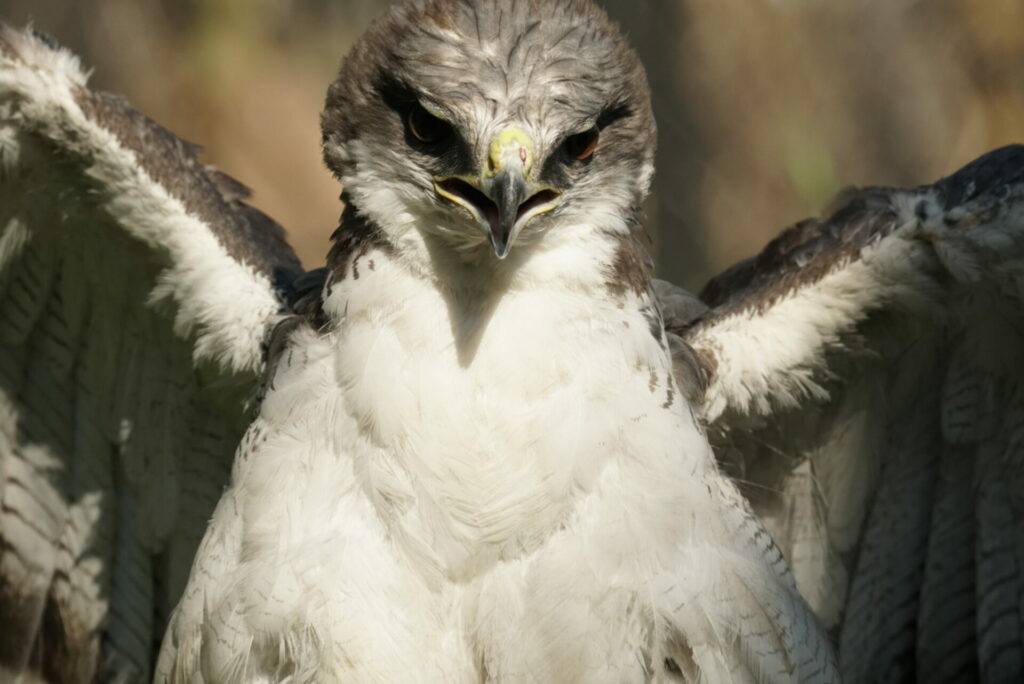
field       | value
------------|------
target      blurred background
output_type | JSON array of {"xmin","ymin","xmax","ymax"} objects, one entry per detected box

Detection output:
[{"xmin": 2, "ymin": 0, "xmax": 1023, "ymax": 290}]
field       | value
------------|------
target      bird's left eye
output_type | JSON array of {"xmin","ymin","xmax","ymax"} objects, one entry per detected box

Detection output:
[
  {"xmin": 408, "ymin": 103, "xmax": 452, "ymax": 144},
  {"xmin": 564, "ymin": 126, "xmax": 599, "ymax": 161}
]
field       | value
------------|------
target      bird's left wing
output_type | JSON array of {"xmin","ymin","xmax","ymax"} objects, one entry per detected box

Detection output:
[
  {"xmin": 668, "ymin": 145, "xmax": 1024, "ymax": 681},
  {"xmin": 0, "ymin": 26, "xmax": 303, "ymax": 681}
]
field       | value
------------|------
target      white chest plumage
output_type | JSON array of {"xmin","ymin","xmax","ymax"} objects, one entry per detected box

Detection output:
[
  {"xmin": 325, "ymin": 249, "xmax": 692, "ymax": 574},
  {"xmin": 160, "ymin": 233, "xmax": 781, "ymax": 683}
]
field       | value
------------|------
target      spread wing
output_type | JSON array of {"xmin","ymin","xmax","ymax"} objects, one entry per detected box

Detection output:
[
  {"xmin": 668, "ymin": 145, "xmax": 1024, "ymax": 681},
  {"xmin": 0, "ymin": 26, "xmax": 303, "ymax": 682}
]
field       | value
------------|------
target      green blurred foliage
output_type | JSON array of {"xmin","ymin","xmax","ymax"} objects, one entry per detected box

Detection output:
[{"xmin": 2, "ymin": 0, "xmax": 1022, "ymax": 289}]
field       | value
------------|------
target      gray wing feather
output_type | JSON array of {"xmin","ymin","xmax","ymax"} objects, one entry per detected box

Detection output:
[
  {"xmin": 916, "ymin": 442, "xmax": 976, "ymax": 683},
  {"xmin": 0, "ymin": 26, "xmax": 303, "ymax": 682},
  {"xmin": 668, "ymin": 145, "xmax": 1024, "ymax": 681}
]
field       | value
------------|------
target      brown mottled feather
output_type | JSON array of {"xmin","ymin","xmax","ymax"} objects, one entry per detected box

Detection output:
[
  {"xmin": 0, "ymin": 24, "xmax": 305, "ymax": 683},
  {"xmin": 680, "ymin": 145, "xmax": 1024, "ymax": 681}
]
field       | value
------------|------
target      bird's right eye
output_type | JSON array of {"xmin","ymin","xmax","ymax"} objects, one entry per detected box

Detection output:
[{"xmin": 407, "ymin": 103, "xmax": 452, "ymax": 145}]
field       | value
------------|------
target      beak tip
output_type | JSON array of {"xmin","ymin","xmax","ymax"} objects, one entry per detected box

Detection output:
[{"xmin": 491, "ymin": 240, "xmax": 511, "ymax": 259}]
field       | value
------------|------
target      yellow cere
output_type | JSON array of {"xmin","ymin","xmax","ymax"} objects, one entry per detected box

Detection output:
[{"xmin": 488, "ymin": 128, "xmax": 535, "ymax": 178}]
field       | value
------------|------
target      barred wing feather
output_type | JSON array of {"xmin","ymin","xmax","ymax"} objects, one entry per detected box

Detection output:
[
  {"xmin": 0, "ymin": 26, "xmax": 301, "ymax": 682},
  {"xmin": 671, "ymin": 145, "xmax": 1024, "ymax": 681}
]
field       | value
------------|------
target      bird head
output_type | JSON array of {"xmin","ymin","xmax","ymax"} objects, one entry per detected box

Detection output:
[{"xmin": 321, "ymin": 0, "xmax": 656, "ymax": 262}]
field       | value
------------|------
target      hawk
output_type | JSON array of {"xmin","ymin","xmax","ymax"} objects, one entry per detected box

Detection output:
[{"xmin": 1, "ymin": 1, "xmax": 1022, "ymax": 682}]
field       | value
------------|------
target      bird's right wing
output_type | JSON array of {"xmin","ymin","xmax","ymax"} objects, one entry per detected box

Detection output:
[{"xmin": 0, "ymin": 26, "xmax": 302, "ymax": 682}]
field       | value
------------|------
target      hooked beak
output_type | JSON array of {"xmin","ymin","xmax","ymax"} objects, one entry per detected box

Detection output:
[{"xmin": 434, "ymin": 128, "xmax": 561, "ymax": 258}]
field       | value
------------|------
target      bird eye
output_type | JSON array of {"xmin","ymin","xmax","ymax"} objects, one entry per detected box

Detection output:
[
  {"xmin": 407, "ymin": 103, "xmax": 451, "ymax": 144},
  {"xmin": 564, "ymin": 126, "xmax": 599, "ymax": 161}
]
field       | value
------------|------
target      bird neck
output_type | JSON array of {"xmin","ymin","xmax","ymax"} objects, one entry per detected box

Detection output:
[{"xmin": 326, "ymin": 198, "xmax": 652, "ymax": 307}]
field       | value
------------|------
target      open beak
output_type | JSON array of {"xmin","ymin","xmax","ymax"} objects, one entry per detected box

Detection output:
[{"xmin": 434, "ymin": 128, "xmax": 561, "ymax": 258}]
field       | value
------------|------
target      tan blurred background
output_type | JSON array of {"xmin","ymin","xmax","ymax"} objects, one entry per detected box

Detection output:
[{"xmin": 2, "ymin": 0, "xmax": 1022, "ymax": 290}]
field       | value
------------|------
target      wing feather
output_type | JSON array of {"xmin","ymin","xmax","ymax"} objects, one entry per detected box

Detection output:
[
  {"xmin": 916, "ymin": 441, "xmax": 976, "ymax": 683},
  {"xmin": 838, "ymin": 367, "xmax": 940, "ymax": 680},
  {"xmin": 672, "ymin": 145, "xmax": 1024, "ymax": 680},
  {"xmin": 0, "ymin": 26, "xmax": 305, "ymax": 682},
  {"xmin": 974, "ymin": 438, "xmax": 1022, "ymax": 680}
]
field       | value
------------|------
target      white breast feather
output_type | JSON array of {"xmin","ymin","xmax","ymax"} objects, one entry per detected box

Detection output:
[{"xmin": 158, "ymin": 220, "xmax": 832, "ymax": 682}]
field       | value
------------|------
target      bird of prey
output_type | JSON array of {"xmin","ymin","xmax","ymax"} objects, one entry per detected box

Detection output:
[{"xmin": 1, "ymin": 0, "xmax": 1023, "ymax": 682}]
